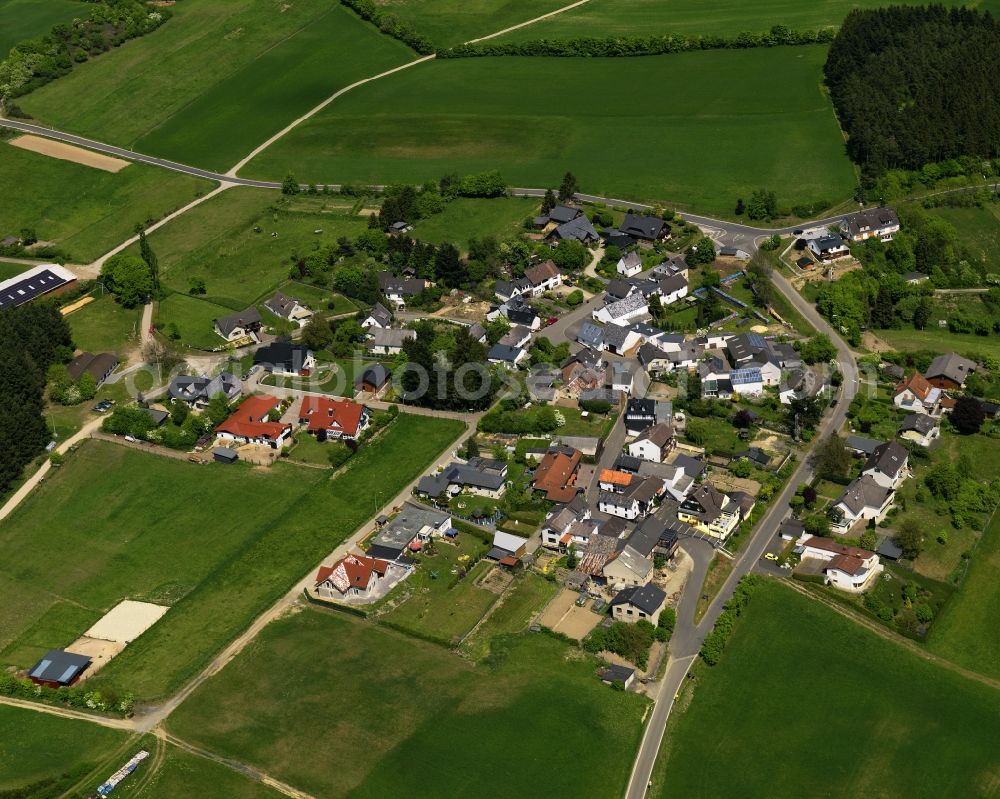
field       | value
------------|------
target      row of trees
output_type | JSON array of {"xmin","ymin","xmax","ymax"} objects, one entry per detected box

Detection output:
[
  {"xmin": 439, "ymin": 25, "xmax": 836, "ymax": 59},
  {"xmin": 825, "ymin": 6, "xmax": 1000, "ymax": 176},
  {"xmin": 0, "ymin": 0, "xmax": 169, "ymax": 100},
  {"xmin": 338, "ymin": 0, "xmax": 433, "ymax": 54},
  {"xmin": 0, "ymin": 304, "xmax": 74, "ymax": 495}
]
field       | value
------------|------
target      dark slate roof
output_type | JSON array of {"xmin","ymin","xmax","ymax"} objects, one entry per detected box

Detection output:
[
  {"xmin": 603, "ymin": 324, "xmax": 633, "ymax": 351},
  {"xmin": 600, "ymin": 664, "xmax": 635, "ymax": 684},
  {"xmin": 610, "ymin": 583, "xmax": 666, "ymax": 615},
  {"xmin": 843, "ymin": 207, "xmax": 899, "ymax": 237},
  {"xmin": 366, "ymin": 302, "xmax": 392, "ymax": 327},
  {"xmin": 29, "ymin": 649, "xmax": 90, "ymax": 685},
  {"xmin": 637, "ymin": 343, "xmax": 669, "ymax": 367},
  {"xmin": 214, "ymin": 307, "xmax": 261, "ymax": 338},
  {"xmin": 553, "ymin": 216, "xmax": 599, "ymax": 242},
  {"xmin": 899, "ymin": 413, "xmax": 936, "ymax": 435},
  {"xmin": 357, "ymin": 363, "xmax": 391, "ymax": 389},
  {"xmin": 576, "ymin": 322, "xmax": 605, "ymax": 349},
  {"xmin": 778, "ymin": 517, "xmax": 805, "ymax": 539},
  {"xmin": 845, "ymin": 435, "xmax": 882, "ymax": 455},
  {"xmin": 614, "ymin": 454, "xmax": 643, "ymax": 474},
  {"xmin": 488, "ymin": 343, "xmax": 524, "ymax": 363},
  {"xmin": 863, "ymin": 440, "xmax": 908, "ymax": 479},
  {"xmin": 877, "ymin": 536, "xmax": 903, "ymax": 560},
  {"xmin": 605, "ymin": 279, "xmax": 634, "ymax": 300},
  {"xmin": 925, "ymin": 352, "xmax": 976, "ymax": 385},
  {"xmin": 619, "ymin": 212, "xmax": 666, "ymax": 240},
  {"xmin": 548, "ymin": 205, "xmax": 581, "ymax": 224},
  {"xmin": 254, "ymin": 342, "xmax": 313, "ymax": 372}
]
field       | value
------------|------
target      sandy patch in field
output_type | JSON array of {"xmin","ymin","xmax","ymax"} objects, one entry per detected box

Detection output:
[
  {"xmin": 60, "ymin": 296, "xmax": 95, "ymax": 316},
  {"xmin": 538, "ymin": 588, "xmax": 602, "ymax": 640},
  {"xmin": 85, "ymin": 600, "xmax": 169, "ymax": 643},
  {"xmin": 10, "ymin": 135, "xmax": 130, "ymax": 173}
]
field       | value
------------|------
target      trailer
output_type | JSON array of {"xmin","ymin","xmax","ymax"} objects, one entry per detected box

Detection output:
[{"xmin": 97, "ymin": 750, "xmax": 149, "ymax": 796}]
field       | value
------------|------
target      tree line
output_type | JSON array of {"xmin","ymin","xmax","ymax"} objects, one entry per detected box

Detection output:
[
  {"xmin": 825, "ymin": 5, "xmax": 1000, "ymax": 178},
  {"xmin": 0, "ymin": 0, "xmax": 169, "ymax": 102},
  {"xmin": 0, "ymin": 304, "xmax": 74, "ymax": 495},
  {"xmin": 338, "ymin": 0, "xmax": 434, "ymax": 55},
  {"xmin": 438, "ymin": 25, "xmax": 835, "ymax": 59}
]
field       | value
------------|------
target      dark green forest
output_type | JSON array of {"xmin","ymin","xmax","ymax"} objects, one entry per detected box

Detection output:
[{"xmin": 825, "ymin": 5, "xmax": 1000, "ymax": 176}]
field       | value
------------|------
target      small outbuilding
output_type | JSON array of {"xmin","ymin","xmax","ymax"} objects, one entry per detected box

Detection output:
[
  {"xmin": 599, "ymin": 664, "xmax": 636, "ymax": 689},
  {"xmin": 28, "ymin": 649, "xmax": 91, "ymax": 688},
  {"xmin": 213, "ymin": 447, "xmax": 239, "ymax": 464}
]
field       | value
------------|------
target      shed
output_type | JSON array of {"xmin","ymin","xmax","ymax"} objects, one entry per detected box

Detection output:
[
  {"xmin": 145, "ymin": 408, "xmax": 169, "ymax": 427},
  {"xmin": 213, "ymin": 447, "xmax": 239, "ymax": 464},
  {"xmin": 28, "ymin": 649, "xmax": 91, "ymax": 687},
  {"xmin": 599, "ymin": 664, "xmax": 636, "ymax": 689}
]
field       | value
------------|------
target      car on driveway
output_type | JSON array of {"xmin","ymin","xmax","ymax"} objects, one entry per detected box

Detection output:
[
  {"xmin": 546, "ymin": 317, "xmax": 558, "ymax": 327},
  {"xmin": 764, "ymin": 552, "xmax": 779, "ymax": 562},
  {"xmin": 93, "ymin": 400, "xmax": 115, "ymax": 413}
]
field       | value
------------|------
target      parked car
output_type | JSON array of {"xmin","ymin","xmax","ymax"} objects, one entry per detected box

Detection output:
[
  {"xmin": 764, "ymin": 552, "xmax": 779, "ymax": 562},
  {"xmin": 93, "ymin": 399, "xmax": 115, "ymax": 413},
  {"xmin": 124, "ymin": 435, "xmax": 139, "ymax": 443},
  {"xmin": 546, "ymin": 317, "xmax": 558, "ymax": 327}
]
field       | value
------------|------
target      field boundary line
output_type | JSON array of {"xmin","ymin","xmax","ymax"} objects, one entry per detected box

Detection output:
[
  {"xmin": 227, "ymin": 54, "xmax": 436, "ymax": 176},
  {"xmin": 0, "ymin": 695, "xmax": 135, "ymax": 730},
  {"xmin": 784, "ymin": 579, "xmax": 1000, "ymax": 692},
  {"xmin": 163, "ymin": 732, "xmax": 316, "ymax": 799},
  {"xmin": 464, "ymin": 0, "xmax": 594, "ymax": 44}
]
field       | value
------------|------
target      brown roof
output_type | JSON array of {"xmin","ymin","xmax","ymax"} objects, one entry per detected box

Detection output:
[
  {"xmin": 803, "ymin": 536, "xmax": 872, "ymax": 560},
  {"xmin": 532, "ymin": 448, "xmax": 582, "ymax": 501},
  {"xmin": 825, "ymin": 553, "xmax": 866, "ymax": 576},
  {"xmin": 894, "ymin": 372, "xmax": 933, "ymax": 401},
  {"xmin": 599, "ymin": 469, "xmax": 633, "ymax": 487},
  {"xmin": 636, "ymin": 422, "xmax": 674, "ymax": 449},
  {"xmin": 524, "ymin": 259, "xmax": 560, "ymax": 287},
  {"xmin": 66, "ymin": 351, "xmax": 118, "ymax": 382}
]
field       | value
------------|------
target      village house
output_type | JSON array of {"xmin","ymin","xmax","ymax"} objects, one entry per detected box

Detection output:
[
  {"xmin": 830, "ymin": 476, "xmax": 894, "ymax": 534},
  {"xmin": 264, "ymin": 292, "xmax": 312, "ymax": 327},
  {"xmin": 487, "ymin": 342, "xmax": 528, "ymax": 367},
  {"xmin": 626, "ymin": 515, "xmax": 683, "ymax": 560},
  {"xmin": 298, "ymin": 396, "xmax": 370, "ymax": 441},
  {"xmin": 549, "ymin": 215, "xmax": 600, "ymax": 244},
  {"xmin": 893, "ymin": 372, "xmax": 945, "ymax": 415},
  {"xmin": 627, "ymin": 423, "xmax": 675, "ymax": 463},
  {"xmin": 215, "ymin": 395, "xmax": 291, "ymax": 449},
  {"xmin": 416, "ymin": 456, "xmax": 508, "ymax": 499},
  {"xmin": 602, "ymin": 545, "xmax": 653, "ymax": 589},
  {"xmin": 167, "ymin": 371, "xmax": 242, "ymax": 408},
  {"xmin": 532, "ymin": 447, "xmax": 582, "ymax": 503},
  {"xmin": 619, "ymin": 212, "xmax": 669, "ymax": 242},
  {"xmin": 541, "ymin": 506, "xmax": 599, "ymax": 551},
  {"xmin": 780, "ymin": 367, "xmax": 826, "ymax": 405},
  {"xmin": 598, "ymin": 476, "xmax": 660, "ymax": 520},
  {"xmin": 678, "ymin": 484, "xmax": 740, "ymax": 539},
  {"xmin": 366, "ymin": 504, "xmax": 452, "ymax": 560},
  {"xmin": 898, "ymin": 413, "xmax": 939, "ymax": 447},
  {"xmin": 807, "ymin": 235, "xmax": 850, "ymax": 261},
  {"xmin": 841, "ymin": 207, "xmax": 900, "ymax": 243},
  {"xmin": 498, "ymin": 325, "xmax": 532, "ymax": 349},
  {"xmin": 610, "ymin": 583, "xmax": 667, "ymax": 625},
  {"xmin": 655, "ymin": 454, "xmax": 703, "ymax": 502},
  {"xmin": 361, "ymin": 302, "xmax": 393, "ymax": 330},
  {"xmin": 637, "ymin": 343, "xmax": 673, "ymax": 376},
  {"xmin": 861, "ymin": 440, "xmax": 909, "ymax": 490},
  {"xmin": 624, "ymin": 397, "xmax": 672, "ymax": 435},
  {"xmin": 617, "ymin": 251, "xmax": 643, "ymax": 277},
  {"xmin": 603, "ymin": 325, "xmax": 644, "ymax": 356},
  {"xmin": 378, "ymin": 272, "xmax": 429, "ymax": 309},
  {"xmin": 799, "ymin": 536, "xmax": 883, "ymax": 593},
  {"xmin": 658, "ymin": 273, "xmax": 689, "ymax": 305},
  {"xmin": 214, "ymin": 307, "xmax": 262, "ymax": 344},
  {"xmin": 314, "ymin": 554, "xmax": 388, "ymax": 599},
  {"xmin": 575, "ymin": 322, "xmax": 606, "ymax": 351},
  {"xmin": 924, "ymin": 352, "xmax": 976, "ymax": 390},
  {"xmin": 355, "ymin": 364, "xmax": 392, "ymax": 397},
  {"xmin": 367, "ymin": 327, "xmax": 416, "ymax": 356},
  {"xmin": 593, "ymin": 293, "xmax": 649, "ymax": 326},
  {"xmin": 523, "ymin": 259, "xmax": 563, "ymax": 295},
  {"xmin": 254, "ymin": 342, "xmax": 315, "ymax": 377}
]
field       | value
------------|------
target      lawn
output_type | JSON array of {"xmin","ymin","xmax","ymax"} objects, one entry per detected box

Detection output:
[
  {"xmin": 154, "ymin": 293, "xmax": 236, "ymax": 351},
  {"xmin": 19, "ymin": 0, "xmax": 414, "ymax": 171},
  {"xmin": 285, "ymin": 432, "xmax": 333, "ymax": 466},
  {"xmin": 266, "ymin": 356, "xmax": 368, "ymax": 397},
  {"xmin": 369, "ymin": 0, "xmax": 572, "ymax": 48},
  {"xmin": 246, "ymin": 46, "xmax": 857, "ymax": 215},
  {"xmin": 134, "ymin": 188, "xmax": 367, "ymax": 309},
  {"xmin": 408, "ymin": 197, "xmax": 538, "ymax": 249},
  {"xmin": 930, "ymin": 508, "xmax": 1000, "ymax": 682},
  {"xmin": 877, "ymin": 326, "xmax": 1000, "ymax": 361},
  {"xmin": 0, "ymin": 414, "xmax": 463, "ymax": 701},
  {"xmin": 0, "ymin": 704, "xmax": 127, "ymax": 796},
  {"xmin": 0, "ymin": 142, "xmax": 207, "ymax": 262},
  {"xmin": 379, "ymin": 531, "xmax": 497, "ymax": 644},
  {"xmin": 0, "ymin": 0, "xmax": 81, "ymax": 56},
  {"xmin": 460, "ymin": 571, "xmax": 558, "ymax": 660},
  {"xmin": 557, "ymin": 404, "xmax": 617, "ymax": 437},
  {"xmin": 495, "ymin": 0, "xmax": 944, "ymax": 42},
  {"xmin": 66, "ymin": 293, "xmax": 141, "ymax": 355},
  {"xmin": 651, "ymin": 580, "xmax": 1000, "ymax": 798},
  {"xmin": 167, "ymin": 607, "xmax": 649, "ymax": 798}
]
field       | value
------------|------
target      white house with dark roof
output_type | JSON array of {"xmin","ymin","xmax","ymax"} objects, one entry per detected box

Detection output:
[
  {"xmin": 611, "ymin": 583, "xmax": 667, "ymax": 625},
  {"xmin": 627, "ymin": 423, "xmax": 675, "ymax": 463},
  {"xmin": 898, "ymin": 413, "xmax": 939, "ymax": 447},
  {"xmin": 264, "ymin": 292, "xmax": 312, "ymax": 327},
  {"xmin": 617, "ymin": 251, "xmax": 643, "ymax": 277},
  {"xmin": 213, "ymin": 307, "xmax": 262, "ymax": 343},
  {"xmin": 841, "ymin": 207, "xmax": 899, "ymax": 243},
  {"xmin": 861, "ymin": 441, "xmax": 909, "ymax": 490},
  {"xmin": 593, "ymin": 293, "xmax": 649, "ymax": 326},
  {"xmin": 362, "ymin": 302, "xmax": 393, "ymax": 329},
  {"xmin": 831, "ymin": 476, "xmax": 894, "ymax": 534},
  {"xmin": 523, "ymin": 260, "xmax": 563, "ymax": 295}
]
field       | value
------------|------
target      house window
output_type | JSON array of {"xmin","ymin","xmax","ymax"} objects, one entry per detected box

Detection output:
[{"xmin": 626, "ymin": 608, "xmax": 633, "ymax": 615}]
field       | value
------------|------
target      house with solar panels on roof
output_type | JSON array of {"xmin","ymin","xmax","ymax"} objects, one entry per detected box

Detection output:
[
  {"xmin": 0, "ymin": 264, "xmax": 77, "ymax": 310},
  {"xmin": 28, "ymin": 649, "xmax": 91, "ymax": 688}
]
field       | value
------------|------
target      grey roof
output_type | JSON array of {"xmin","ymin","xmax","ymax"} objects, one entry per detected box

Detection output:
[
  {"xmin": 264, "ymin": 291, "xmax": 303, "ymax": 318},
  {"xmin": 619, "ymin": 212, "xmax": 666, "ymax": 240},
  {"xmin": 488, "ymin": 343, "xmax": 525, "ymax": 363},
  {"xmin": 576, "ymin": 322, "xmax": 605, "ymax": 349},
  {"xmin": 601, "ymin": 292, "xmax": 647, "ymax": 320},
  {"xmin": 145, "ymin": 408, "xmax": 169, "ymax": 425},
  {"xmin": 843, "ymin": 207, "xmax": 899, "ymax": 237},
  {"xmin": 811, "ymin": 235, "xmax": 847, "ymax": 252},
  {"xmin": 168, "ymin": 372, "xmax": 242, "ymax": 404},
  {"xmin": 779, "ymin": 517, "xmax": 805, "ymax": 539},
  {"xmin": 419, "ymin": 457, "xmax": 507, "ymax": 494},
  {"xmin": 254, "ymin": 342, "xmax": 313, "ymax": 372},
  {"xmin": 877, "ymin": 536, "xmax": 903, "ymax": 560},
  {"xmin": 467, "ymin": 322, "xmax": 486, "ymax": 342},
  {"xmin": 356, "ymin": 363, "xmax": 391, "ymax": 389},
  {"xmin": 604, "ymin": 324, "xmax": 634, "ymax": 351},
  {"xmin": 902, "ymin": 272, "xmax": 928, "ymax": 283},
  {"xmin": 845, "ymin": 435, "xmax": 882, "ymax": 455},
  {"xmin": 552, "ymin": 215, "xmax": 599, "ymax": 242},
  {"xmin": 615, "ymin": 454, "xmax": 643, "ymax": 473},
  {"xmin": 634, "ymin": 422, "xmax": 674, "ymax": 449},
  {"xmin": 214, "ymin": 307, "xmax": 261, "ymax": 338},
  {"xmin": 637, "ymin": 343, "xmax": 670, "ymax": 367},
  {"xmin": 610, "ymin": 582, "xmax": 666, "ymax": 615},
  {"xmin": 369, "ymin": 504, "xmax": 451, "ymax": 555},
  {"xmin": 679, "ymin": 484, "xmax": 732, "ymax": 524},
  {"xmin": 579, "ymin": 387, "xmax": 621, "ymax": 404},
  {"xmin": 366, "ymin": 302, "xmax": 392, "ymax": 327},
  {"xmin": 836, "ymin": 476, "xmax": 892, "ymax": 516},
  {"xmin": 495, "ymin": 278, "xmax": 529, "ymax": 299},
  {"xmin": 619, "ymin": 250, "xmax": 642, "ymax": 271},
  {"xmin": 727, "ymin": 332, "xmax": 767, "ymax": 362},
  {"xmin": 600, "ymin": 664, "xmax": 636, "ymax": 684},
  {"xmin": 499, "ymin": 325, "xmax": 531, "ymax": 347},
  {"xmin": 627, "ymin": 516, "xmax": 674, "ymax": 558},
  {"xmin": 368, "ymin": 328, "xmax": 416, "ymax": 349},
  {"xmin": 671, "ymin": 453, "xmax": 703, "ymax": 478},
  {"xmin": 863, "ymin": 441, "xmax": 908, "ymax": 479},
  {"xmin": 925, "ymin": 352, "xmax": 976, "ymax": 385},
  {"xmin": 548, "ymin": 205, "xmax": 581, "ymax": 224},
  {"xmin": 605, "ymin": 279, "xmax": 634, "ymax": 300},
  {"xmin": 658, "ymin": 273, "xmax": 688, "ymax": 294},
  {"xmin": 29, "ymin": 649, "xmax": 90, "ymax": 685},
  {"xmin": 899, "ymin": 413, "xmax": 936, "ymax": 435}
]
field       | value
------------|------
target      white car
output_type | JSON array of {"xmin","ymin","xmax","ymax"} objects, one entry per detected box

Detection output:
[{"xmin": 124, "ymin": 435, "xmax": 139, "ymax": 443}]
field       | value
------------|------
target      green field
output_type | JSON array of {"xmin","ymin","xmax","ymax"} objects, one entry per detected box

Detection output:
[
  {"xmin": 372, "ymin": 0, "xmax": 571, "ymax": 47},
  {"xmin": 67, "ymin": 293, "xmax": 141, "ymax": 354},
  {"xmin": 0, "ymin": 705, "xmax": 126, "ymax": 795},
  {"xmin": 155, "ymin": 293, "xmax": 236, "ymax": 351},
  {"xmin": 0, "ymin": 413, "xmax": 463, "ymax": 700},
  {"xmin": 0, "ymin": 0, "xmax": 82, "ymax": 56},
  {"xmin": 496, "ymin": 0, "xmax": 946, "ymax": 42},
  {"xmin": 409, "ymin": 197, "xmax": 539, "ymax": 248},
  {"xmin": 19, "ymin": 0, "xmax": 414, "ymax": 170},
  {"xmin": 168, "ymin": 607, "xmax": 649, "ymax": 798},
  {"xmin": 460, "ymin": 571, "xmax": 558, "ymax": 659},
  {"xmin": 652, "ymin": 581, "xmax": 1000, "ymax": 798},
  {"xmin": 929, "ymin": 509, "xmax": 1000, "ymax": 681},
  {"xmin": 246, "ymin": 46, "xmax": 856, "ymax": 215},
  {"xmin": 137, "ymin": 188, "xmax": 366, "ymax": 309},
  {"xmin": 877, "ymin": 326, "xmax": 1000, "ymax": 361},
  {"xmin": 928, "ymin": 204, "xmax": 1000, "ymax": 276},
  {"xmin": 0, "ymin": 143, "xmax": 207, "ymax": 262}
]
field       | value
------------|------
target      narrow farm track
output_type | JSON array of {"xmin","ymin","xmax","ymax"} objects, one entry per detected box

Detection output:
[
  {"xmin": 783, "ymin": 580, "xmax": 1000, "ymax": 693},
  {"xmin": 464, "ymin": 0, "xmax": 594, "ymax": 43},
  {"xmin": 163, "ymin": 732, "xmax": 316, "ymax": 799},
  {"xmin": 0, "ymin": 695, "xmax": 135, "ymax": 730}
]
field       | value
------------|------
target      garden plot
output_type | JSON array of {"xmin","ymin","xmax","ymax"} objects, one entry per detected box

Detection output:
[{"xmin": 66, "ymin": 600, "xmax": 168, "ymax": 679}]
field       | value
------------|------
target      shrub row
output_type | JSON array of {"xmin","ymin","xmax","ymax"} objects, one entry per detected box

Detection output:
[
  {"xmin": 339, "ymin": 0, "xmax": 434, "ymax": 54},
  {"xmin": 699, "ymin": 574, "xmax": 762, "ymax": 666},
  {"xmin": 0, "ymin": 673, "xmax": 134, "ymax": 716},
  {"xmin": 438, "ymin": 26, "xmax": 835, "ymax": 59}
]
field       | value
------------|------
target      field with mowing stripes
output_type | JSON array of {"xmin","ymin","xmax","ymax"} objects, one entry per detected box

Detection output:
[
  {"xmin": 246, "ymin": 46, "xmax": 856, "ymax": 215},
  {"xmin": 19, "ymin": 0, "xmax": 414, "ymax": 170},
  {"xmin": 0, "ymin": 0, "xmax": 81, "ymax": 56}
]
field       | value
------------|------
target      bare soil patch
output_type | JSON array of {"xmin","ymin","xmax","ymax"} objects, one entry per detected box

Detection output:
[{"xmin": 10, "ymin": 135, "xmax": 130, "ymax": 173}]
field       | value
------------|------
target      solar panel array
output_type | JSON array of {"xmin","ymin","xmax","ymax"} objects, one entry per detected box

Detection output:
[{"xmin": 0, "ymin": 268, "xmax": 71, "ymax": 310}]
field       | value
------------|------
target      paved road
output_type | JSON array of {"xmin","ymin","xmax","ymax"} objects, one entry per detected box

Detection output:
[{"xmin": 623, "ymin": 239, "xmax": 859, "ymax": 799}]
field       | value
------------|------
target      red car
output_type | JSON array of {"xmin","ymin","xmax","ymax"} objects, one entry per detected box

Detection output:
[{"xmin": 545, "ymin": 317, "xmax": 558, "ymax": 326}]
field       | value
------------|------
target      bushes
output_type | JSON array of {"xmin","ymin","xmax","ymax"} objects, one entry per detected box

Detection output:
[
  {"xmin": 0, "ymin": 673, "xmax": 134, "ymax": 716},
  {"xmin": 338, "ymin": 0, "xmax": 434, "ymax": 54},
  {"xmin": 699, "ymin": 574, "xmax": 762, "ymax": 666},
  {"xmin": 566, "ymin": 289, "xmax": 584, "ymax": 307},
  {"xmin": 584, "ymin": 620, "xmax": 658, "ymax": 669},
  {"xmin": 479, "ymin": 403, "xmax": 562, "ymax": 435},
  {"xmin": 657, "ymin": 607, "xmax": 677, "ymax": 643},
  {"xmin": 580, "ymin": 399, "xmax": 612, "ymax": 415},
  {"xmin": 438, "ymin": 26, "xmax": 835, "ymax": 60}
]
